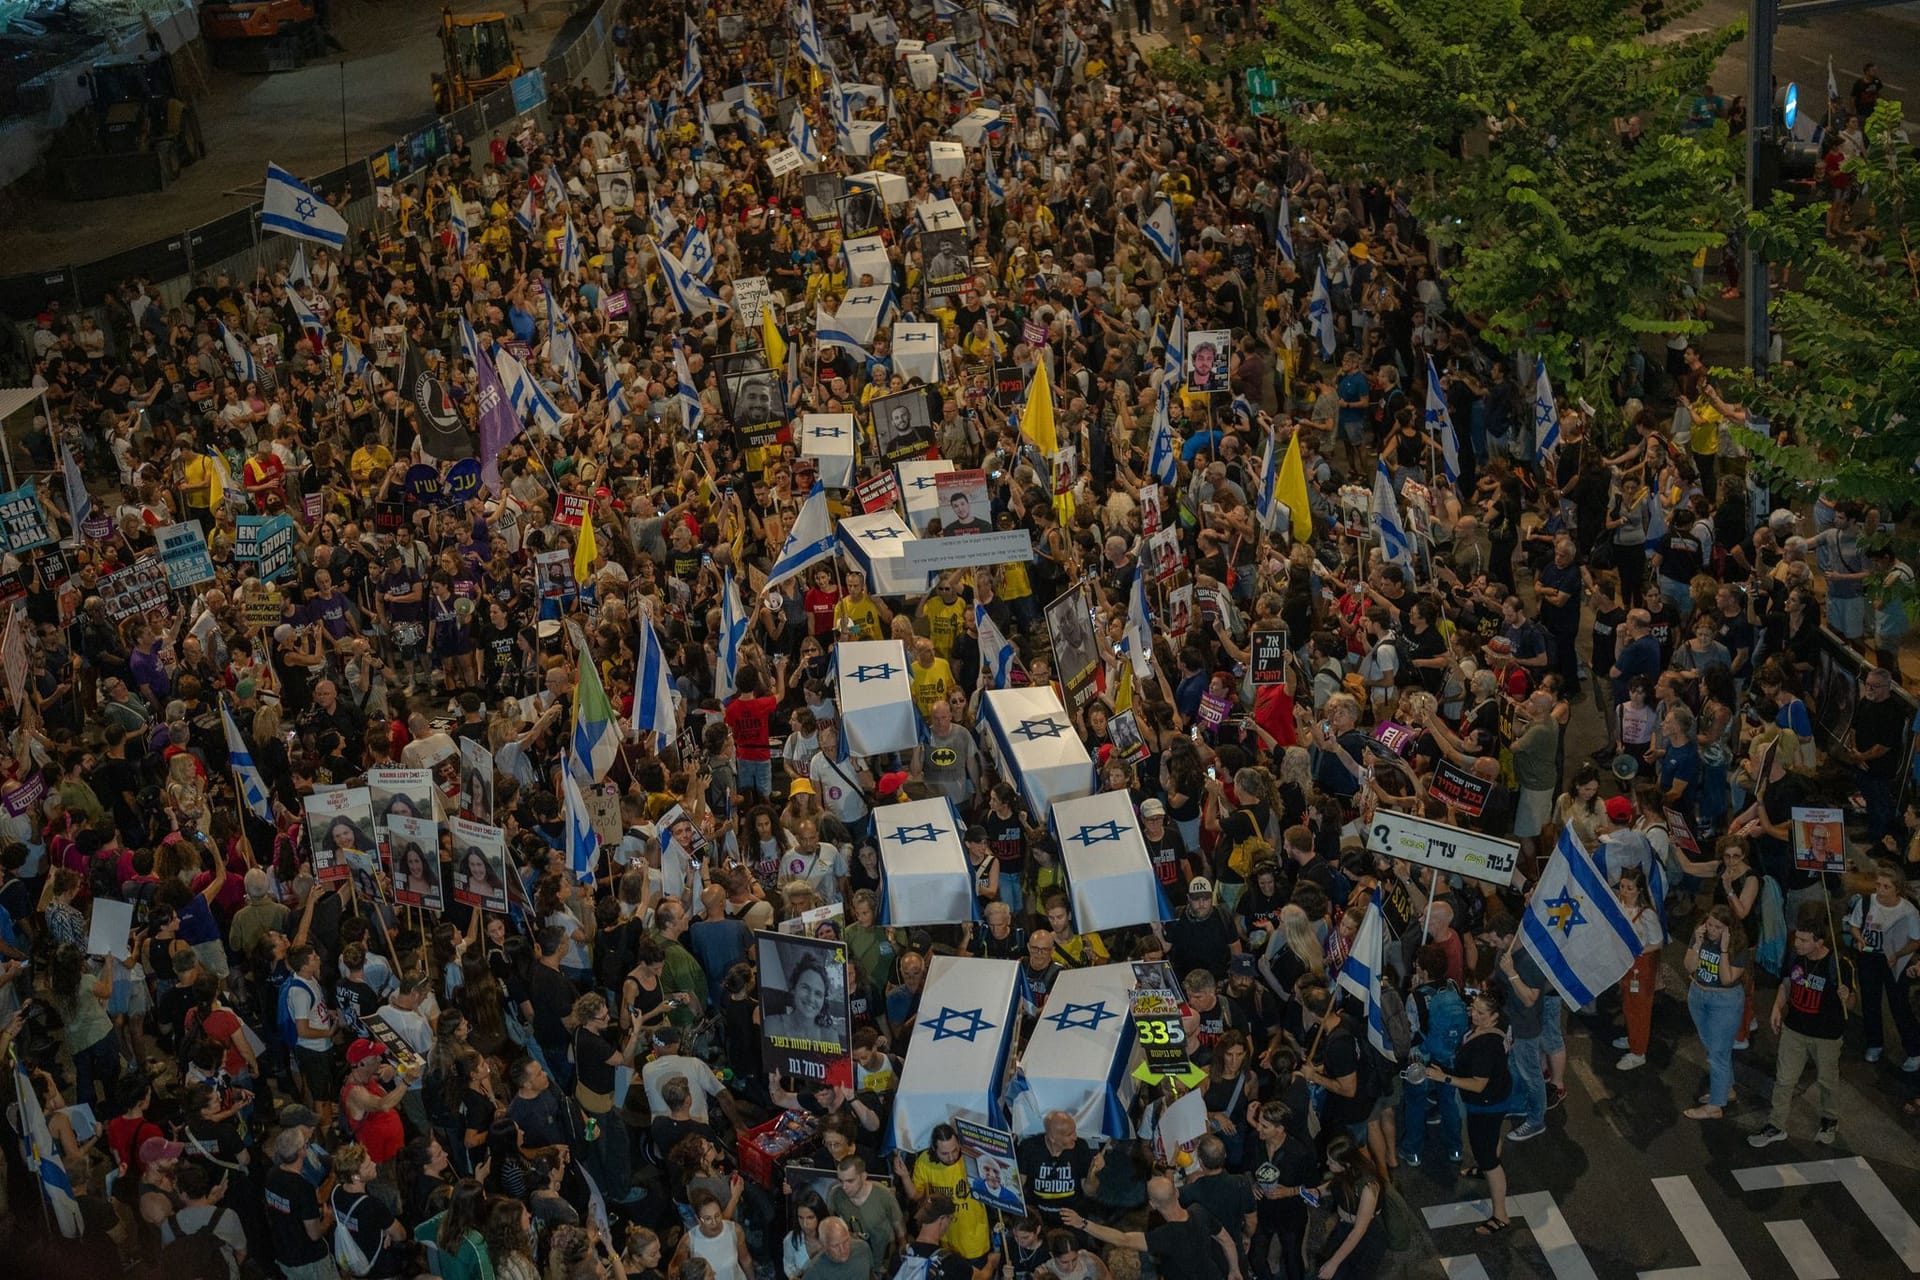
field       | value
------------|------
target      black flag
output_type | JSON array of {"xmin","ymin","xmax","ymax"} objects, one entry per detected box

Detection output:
[{"xmin": 402, "ymin": 341, "xmax": 475, "ymax": 460}]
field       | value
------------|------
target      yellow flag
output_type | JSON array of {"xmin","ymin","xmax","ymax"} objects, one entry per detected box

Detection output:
[
  {"xmin": 1277, "ymin": 432, "xmax": 1313, "ymax": 544},
  {"xmin": 204, "ymin": 451, "xmax": 226, "ymax": 509},
  {"xmin": 1020, "ymin": 357, "xmax": 1058, "ymax": 457},
  {"xmin": 763, "ymin": 306, "xmax": 787, "ymax": 370},
  {"xmin": 574, "ymin": 511, "xmax": 598, "ymax": 585}
]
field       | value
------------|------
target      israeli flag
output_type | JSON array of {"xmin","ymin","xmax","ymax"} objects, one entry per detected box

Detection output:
[
  {"xmin": 514, "ymin": 190, "xmax": 538, "ymax": 234},
  {"xmin": 1146, "ymin": 385, "xmax": 1178, "ymax": 485},
  {"xmin": 815, "ymin": 301, "xmax": 873, "ymax": 360},
  {"xmin": 497, "ymin": 346, "xmax": 566, "ymax": 431},
  {"xmin": 650, "ymin": 195, "xmax": 679, "ymax": 244},
  {"xmin": 448, "ymin": 196, "xmax": 469, "ymax": 256},
  {"xmin": 1162, "ymin": 305, "xmax": 1186, "ymax": 385},
  {"xmin": 1033, "ymin": 84, "xmax": 1061, "ymax": 134},
  {"xmin": 658, "ymin": 242, "xmax": 722, "ymax": 317},
  {"xmin": 14, "ymin": 1056, "xmax": 83, "ymax": 1239},
  {"xmin": 219, "ymin": 322, "xmax": 260, "ymax": 384},
  {"xmin": 1257, "ymin": 430, "xmax": 1283, "ymax": 532},
  {"xmin": 1425, "ymin": 354, "xmax": 1460, "ymax": 484},
  {"xmin": 1534, "ymin": 358, "xmax": 1561, "ymax": 461},
  {"xmin": 543, "ymin": 163, "xmax": 570, "ymax": 210},
  {"xmin": 604, "ymin": 353, "xmax": 629, "ymax": 424},
  {"xmin": 61, "ymin": 443, "xmax": 91, "ymax": 535},
  {"xmin": 682, "ymin": 24, "xmax": 705, "ymax": 97},
  {"xmin": 561, "ymin": 763, "xmax": 601, "ymax": 885},
  {"xmin": 1124, "ymin": 571, "xmax": 1152, "ymax": 680},
  {"xmin": 546, "ymin": 288, "xmax": 581, "ymax": 397},
  {"xmin": 287, "ymin": 244, "xmax": 309, "ymax": 285},
  {"xmin": 766, "ymin": 481, "xmax": 839, "ymax": 589},
  {"xmin": 560, "ymin": 217, "xmax": 583, "ymax": 278},
  {"xmin": 673, "ymin": 337, "xmax": 704, "ymax": 436},
  {"xmin": 1521, "ymin": 827, "xmax": 1645, "ymax": 1006},
  {"xmin": 612, "ymin": 59, "xmax": 630, "ymax": 98},
  {"xmin": 1142, "ymin": 198, "xmax": 1181, "ymax": 266},
  {"xmin": 262, "ymin": 161, "xmax": 348, "ymax": 247},
  {"xmin": 681, "ymin": 223, "xmax": 715, "ymax": 280},
  {"xmin": 224, "ymin": 699, "xmax": 274, "ymax": 823},
  {"xmin": 632, "ymin": 606, "xmax": 678, "ymax": 748},
  {"xmin": 1276, "ymin": 193, "xmax": 1296, "ymax": 264},
  {"xmin": 978, "ymin": 604, "xmax": 1017, "ymax": 688},
  {"xmin": 793, "ymin": 0, "xmax": 827, "ymax": 67},
  {"xmin": 699, "ymin": 99, "xmax": 719, "ymax": 152},
  {"xmin": 717, "ymin": 569, "xmax": 748, "ymax": 700},
  {"xmin": 1334, "ymin": 895, "xmax": 1395, "ymax": 1057},
  {"xmin": 342, "ymin": 336, "xmax": 374, "ymax": 384},
  {"xmin": 942, "ymin": 50, "xmax": 981, "ymax": 94},
  {"xmin": 983, "ymin": 143, "xmax": 1006, "ymax": 204},
  {"xmin": 1309, "ymin": 265, "xmax": 1337, "ymax": 361},
  {"xmin": 284, "ymin": 284, "xmax": 324, "ymax": 341},
  {"xmin": 1061, "ymin": 25, "xmax": 1086, "ymax": 68},
  {"xmin": 1372, "ymin": 463, "xmax": 1412, "ymax": 566},
  {"xmin": 789, "ymin": 110, "xmax": 823, "ymax": 163},
  {"xmin": 737, "ymin": 87, "xmax": 766, "ymax": 137}
]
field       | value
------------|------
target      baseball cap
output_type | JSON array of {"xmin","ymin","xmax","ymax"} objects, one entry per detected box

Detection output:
[
  {"xmin": 1604, "ymin": 796, "xmax": 1633, "ymax": 823},
  {"xmin": 877, "ymin": 770, "xmax": 910, "ymax": 797},
  {"xmin": 1485, "ymin": 636, "xmax": 1514, "ymax": 658},
  {"xmin": 346, "ymin": 1038, "xmax": 388, "ymax": 1067},
  {"xmin": 1188, "ymin": 876, "xmax": 1214, "ymax": 897},
  {"xmin": 1140, "ymin": 799, "xmax": 1167, "ymax": 818},
  {"xmin": 140, "ymin": 1136, "xmax": 185, "ymax": 1166}
]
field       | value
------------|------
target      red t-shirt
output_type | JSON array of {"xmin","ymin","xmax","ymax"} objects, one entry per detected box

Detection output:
[
  {"xmin": 244, "ymin": 452, "xmax": 285, "ymax": 501},
  {"xmin": 342, "ymin": 1078, "xmax": 406, "ymax": 1164},
  {"xmin": 803, "ymin": 586, "xmax": 841, "ymax": 636},
  {"xmin": 724, "ymin": 695, "xmax": 779, "ymax": 762}
]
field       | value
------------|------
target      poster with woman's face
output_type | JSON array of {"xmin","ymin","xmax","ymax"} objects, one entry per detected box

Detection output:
[
  {"xmin": 449, "ymin": 816, "xmax": 510, "ymax": 912},
  {"xmin": 369, "ymin": 767, "xmax": 435, "ymax": 860},
  {"xmin": 459, "ymin": 737, "xmax": 495, "ymax": 822},
  {"xmin": 757, "ymin": 929, "xmax": 852, "ymax": 1089},
  {"xmin": 305, "ymin": 787, "xmax": 377, "ymax": 889},
  {"xmin": 386, "ymin": 812, "xmax": 445, "ymax": 912}
]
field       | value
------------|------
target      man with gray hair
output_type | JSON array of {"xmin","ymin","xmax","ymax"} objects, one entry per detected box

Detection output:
[
  {"xmin": 263, "ymin": 1126, "xmax": 339, "ymax": 1279},
  {"xmin": 810, "ymin": 1218, "xmax": 875, "ymax": 1280}
]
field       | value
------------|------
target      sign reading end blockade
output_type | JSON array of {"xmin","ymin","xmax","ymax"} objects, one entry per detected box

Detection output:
[{"xmin": 1367, "ymin": 808, "xmax": 1519, "ymax": 887}]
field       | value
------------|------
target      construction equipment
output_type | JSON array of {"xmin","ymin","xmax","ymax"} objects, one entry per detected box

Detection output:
[
  {"xmin": 431, "ymin": 7, "xmax": 523, "ymax": 112},
  {"xmin": 201, "ymin": 0, "xmax": 328, "ymax": 73},
  {"xmin": 43, "ymin": 52, "xmax": 207, "ymax": 200}
]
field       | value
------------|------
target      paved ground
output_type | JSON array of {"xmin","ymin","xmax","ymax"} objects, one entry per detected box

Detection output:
[{"xmin": 0, "ymin": 0, "xmax": 581, "ymax": 275}]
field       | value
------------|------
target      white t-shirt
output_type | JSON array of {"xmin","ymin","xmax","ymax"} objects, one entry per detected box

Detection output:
[
  {"xmin": 642, "ymin": 1052, "xmax": 726, "ymax": 1122},
  {"xmin": 283, "ymin": 975, "xmax": 333, "ymax": 1052},
  {"xmin": 1361, "ymin": 642, "xmax": 1398, "ymax": 705},
  {"xmin": 810, "ymin": 753, "xmax": 870, "ymax": 824},
  {"xmin": 1857, "ymin": 895, "xmax": 1920, "ymax": 980}
]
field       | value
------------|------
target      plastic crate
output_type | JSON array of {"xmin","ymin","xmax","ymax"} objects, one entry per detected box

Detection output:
[{"xmin": 737, "ymin": 1114, "xmax": 820, "ymax": 1189}]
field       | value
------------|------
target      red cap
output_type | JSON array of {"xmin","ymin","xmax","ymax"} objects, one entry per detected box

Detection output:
[
  {"xmin": 877, "ymin": 770, "xmax": 909, "ymax": 797},
  {"xmin": 1604, "ymin": 796, "xmax": 1633, "ymax": 823},
  {"xmin": 346, "ymin": 1038, "xmax": 387, "ymax": 1067}
]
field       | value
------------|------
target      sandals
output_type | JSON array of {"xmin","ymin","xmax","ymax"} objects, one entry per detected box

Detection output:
[
  {"xmin": 1459, "ymin": 1166, "xmax": 1483, "ymax": 1179},
  {"xmin": 1475, "ymin": 1217, "xmax": 1512, "ymax": 1236},
  {"xmin": 1684, "ymin": 1105, "xmax": 1724, "ymax": 1121},
  {"xmin": 1697, "ymin": 1091, "xmax": 1737, "ymax": 1105}
]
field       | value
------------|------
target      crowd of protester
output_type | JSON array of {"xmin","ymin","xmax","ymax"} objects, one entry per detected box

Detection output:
[{"xmin": 2, "ymin": 0, "xmax": 1918, "ymax": 1277}]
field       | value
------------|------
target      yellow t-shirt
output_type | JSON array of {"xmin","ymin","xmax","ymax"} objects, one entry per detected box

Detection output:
[
  {"xmin": 913, "ymin": 1152, "xmax": 990, "ymax": 1258},
  {"xmin": 923, "ymin": 596, "xmax": 967, "ymax": 656},
  {"xmin": 909, "ymin": 657, "xmax": 955, "ymax": 716},
  {"xmin": 1054, "ymin": 931, "xmax": 1109, "ymax": 969},
  {"xmin": 836, "ymin": 595, "xmax": 883, "ymax": 641},
  {"xmin": 997, "ymin": 562, "xmax": 1032, "ymax": 601},
  {"xmin": 182, "ymin": 454, "xmax": 218, "ymax": 511},
  {"xmin": 350, "ymin": 444, "xmax": 393, "ymax": 487},
  {"xmin": 1690, "ymin": 399, "xmax": 1721, "ymax": 457}
]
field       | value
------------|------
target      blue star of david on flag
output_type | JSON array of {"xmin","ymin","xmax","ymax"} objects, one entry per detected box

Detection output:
[
  {"xmin": 907, "ymin": 475, "xmax": 941, "ymax": 491},
  {"xmin": 1069, "ymin": 820, "xmax": 1125, "ymax": 845},
  {"xmin": 1544, "ymin": 887, "xmax": 1587, "ymax": 937},
  {"xmin": 890, "ymin": 822, "xmax": 941, "ymax": 844},
  {"xmin": 850, "ymin": 663, "xmax": 899, "ymax": 682},
  {"xmin": 810, "ymin": 424, "xmax": 847, "ymax": 438},
  {"xmin": 294, "ymin": 195, "xmax": 318, "ymax": 219},
  {"xmin": 1013, "ymin": 717, "xmax": 1067, "ymax": 740},
  {"xmin": 1043, "ymin": 1001, "xmax": 1117, "ymax": 1033},
  {"xmin": 857, "ymin": 526, "xmax": 906, "ymax": 541},
  {"xmin": 925, "ymin": 1005, "xmax": 997, "ymax": 1042}
]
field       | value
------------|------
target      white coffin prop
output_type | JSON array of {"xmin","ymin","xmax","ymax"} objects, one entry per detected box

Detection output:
[
  {"xmin": 799, "ymin": 414, "xmax": 857, "ymax": 489},
  {"xmin": 1051, "ymin": 790, "xmax": 1166, "ymax": 934},
  {"xmin": 835, "ymin": 287, "xmax": 891, "ymax": 344},
  {"xmin": 877, "ymin": 796, "xmax": 974, "ymax": 926},
  {"xmin": 835, "ymin": 639, "xmax": 918, "ymax": 756},
  {"xmin": 981, "ymin": 687, "xmax": 1093, "ymax": 822},
  {"xmin": 905, "ymin": 53, "xmax": 938, "ymax": 90},
  {"xmin": 843, "ymin": 235, "xmax": 895, "ymax": 288},
  {"xmin": 928, "ymin": 140, "xmax": 967, "ymax": 178},
  {"xmin": 842, "ymin": 119, "xmax": 888, "ymax": 158},
  {"xmin": 892, "ymin": 322, "xmax": 942, "ymax": 385},
  {"xmin": 949, "ymin": 108, "xmax": 1003, "ymax": 146},
  {"xmin": 896, "ymin": 458, "xmax": 955, "ymax": 533},
  {"xmin": 838, "ymin": 510, "xmax": 933, "ymax": 598},
  {"xmin": 846, "ymin": 170, "xmax": 912, "ymax": 208},
  {"xmin": 1012, "ymin": 964, "xmax": 1142, "ymax": 1139},
  {"xmin": 894, "ymin": 956, "xmax": 1021, "ymax": 1151},
  {"xmin": 916, "ymin": 196, "xmax": 968, "ymax": 233}
]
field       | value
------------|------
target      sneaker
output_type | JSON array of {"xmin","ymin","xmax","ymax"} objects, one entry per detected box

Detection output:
[
  {"xmin": 1866, "ymin": 1047, "xmax": 1883, "ymax": 1063},
  {"xmin": 1612, "ymin": 1036, "xmax": 1631, "ymax": 1050},
  {"xmin": 1507, "ymin": 1120, "xmax": 1547, "ymax": 1143},
  {"xmin": 1427, "ymin": 1112, "xmax": 1441, "ymax": 1126},
  {"xmin": 1616, "ymin": 1053, "xmax": 1647, "ymax": 1071},
  {"xmin": 1903, "ymin": 1056, "xmax": 1920, "ymax": 1073},
  {"xmin": 1401, "ymin": 1152, "xmax": 1422, "ymax": 1167},
  {"xmin": 1734, "ymin": 1039, "xmax": 1750, "ymax": 1051},
  {"xmin": 1448, "ymin": 1150, "xmax": 1462, "ymax": 1164},
  {"xmin": 1816, "ymin": 1119, "xmax": 1838, "ymax": 1144},
  {"xmin": 1546, "ymin": 1084, "xmax": 1567, "ymax": 1111},
  {"xmin": 1748, "ymin": 1125, "xmax": 1788, "ymax": 1148}
]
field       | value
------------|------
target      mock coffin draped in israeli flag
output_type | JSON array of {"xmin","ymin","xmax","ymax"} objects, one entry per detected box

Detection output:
[
  {"xmin": 893, "ymin": 956, "xmax": 1022, "ymax": 1150},
  {"xmin": 837, "ymin": 510, "xmax": 933, "ymax": 598},
  {"xmin": 799, "ymin": 413, "xmax": 857, "ymax": 489},
  {"xmin": 1011, "ymin": 964, "xmax": 1142, "ymax": 1139},
  {"xmin": 981, "ymin": 687, "xmax": 1093, "ymax": 821},
  {"xmin": 836, "ymin": 639, "xmax": 918, "ymax": 756},
  {"xmin": 1050, "ymin": 790, "xmax": 1166, "ymax": 933},
  {"xmin": 896, "ymin": 458, "xmax": 955, "ymax": 531},
  {"xmin": 876, "ymin": 796, "xmax": 974, "ymax": 926}
]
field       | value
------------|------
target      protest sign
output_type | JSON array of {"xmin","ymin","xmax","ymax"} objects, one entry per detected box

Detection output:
[
  {"xmin": 1428, "ymin": 759, "xmax": 1492, "ymax": 819},
  {"xmin": 1791, "ymin": 806, "xmax": 1846, "ymax": 873},
  {"xmin": 0, "ymin": 484, "xmax": 53, "ymax": 552},
  {"xmin": 1366, "ymin": 808, "xmax": 1518, "ymax": 886},
  {"xmin": 1251, "ymin": 630, "xmax": 1289, "ymax": 685},
  {"xmin": 156, "ymin": 521, "xmax": 216, "ymax": 589}
]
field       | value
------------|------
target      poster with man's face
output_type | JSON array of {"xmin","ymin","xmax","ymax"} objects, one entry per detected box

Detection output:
[
  {"xmin": 726, "ymin": 369, "xmax": 787, "ymax": 431},
  {"xmin": 1186, "ymin": 329, "xmax": 1231, "ymax": 394},
  {"xmin": 871, "ymin": 387, "xmax": 934, "ymax": 463},
  {"xmin": 713, "ymin": 350, "xmax": 770, "ymax": 419},
  {"xmin": 1791, "ymin": 807, "xmax": 1846, "ymax": 873},
  {"xmin": 951, "ymin": 8, "xmax": 983, "ymax": 44},
  {"xmin": 931, "ymin": 469, "xmax": 992, "ymax": 537},
  {"xmin": 594, "ymin": 164, "xmax": 635, "ymax": 211},
  {"xmin": 802, "ymin": 172, "xmax": 844, "ymax": 230},
  {"xmin": 837, "ymin": 190, "xmax": 886, "ymax": 240},
  {"xmin": 1045, "ymin": 584, "xmax": 1103, "ymax": 705},
  {"xmin": 920, "ymin": 229, "xmax": 971, "ymax": 302}
]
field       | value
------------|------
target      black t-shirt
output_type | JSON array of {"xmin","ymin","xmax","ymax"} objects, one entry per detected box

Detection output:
[
  {"xmin": 574, "ymin": 1028, "xmax": 618, "ymax": 1095},
  {"xmin": 1782, "ymin": 950, "xmax": 1847, "ymax": 1040},
  {"xmin": 1189, "ymin": 994, "xmax": 1249, "ymax": 1066},
  {"xmin": 1016, "ymin": 1135, "xmax": 1095, "ymax": 1220},
  {"xmin": 1181, "ymin": 1172, "xmax": 1256, "ymax": 1244},
  {"xmin": 1165, "ymin": 907, "xmax": 1236, "ymax": 980},
  {"xmin": 985, "ymin": 811, "xmax": 1025, "ymax": 870},
  {"xmin": 1312, "ymin": 1024, "xmax": 1370, "ymax": 1127},
  {"xmin": 1404, "ymin": 624, "xmax": 1447, "ymax": 693},
  {"xmin": 264, "ymin": 1166, "xmax": 329, "ymax": 1265},
  {"xmin": 331, "ymin": 1184, "xmax": 401, "ymax": 1277},
  {"xmin": 1452, "ymin": 1031, "xmax": 1511, "ymax": 1107},
  {"xmin": 1852, "ymin": 697, "xmax": 1907, "ymax": 779},
  {"xmin": 528, "ymin": 964, "xmax": 577, "ymax": 1051},
  {"xmin": 1145, "ymin": 826, "xmax": 1189, "ymax": 893},
  {"xmin": 1249, "ymin": 1133, "xmax": 1316, "ymax": 1227},
  {"xmin": 1146, "ymin": 1204, "xmax": 1229, "ymax": 1280}
]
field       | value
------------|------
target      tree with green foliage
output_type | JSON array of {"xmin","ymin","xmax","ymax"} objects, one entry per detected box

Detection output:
[
  {"xmin": 1733, "ymin": 102, "xmax": 1920, "ymax": 564},
  {"xmin": 1236, "ymin": 0, "xmax": 1742, "ymax": 413}
]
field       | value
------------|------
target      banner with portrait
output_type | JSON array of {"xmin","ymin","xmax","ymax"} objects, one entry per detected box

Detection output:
[
  {"xmin": 871, "ymin": 387, "xmax": 935, "ymax": 463},
  {"xmin": 713, "ymin": 350, "xmax": 771, "ymax": 420},
  {"xmin": 459, "ymin": 737, "xmax": 495, "ymax": 822},
  {"xmin": 1185, "ymin": 330, "xmax": 1230, "ymax": 394},
  {"xmin": 726, "ymin": 368, "xmax": 788, "ymax": 435},
  {"xmin": 385, "ymin": 812, "xmax": 445, "ymax": 912},
  {"xmin": 954, "ymin": 1117, "xmax": 1026, "ymax": 1214},
  {"xmin": 802, "ymin": 172, "xmax": 844, "ymax": 230},
  {"xmin": 594, "ymin": 161, "xmax": 635, "ymax": 211},
  {"xmin": 450, "ymin": 816, "xmax": 510, "ymax": 911},
  {"xmin": 920, "ymin": 228, "xmax": 971, "ymax": 303},
  {"xmin": 305, "ymin": 787, "xmax": 378, "ymax": 891},
  {"xmin": 757, "ymin": 929, "xmax": 853, "ymax": 1089},
  {"xmin": 929, "ymin": 469, "xmax": 991, "ymax": 537},
  {"xmin": 1791, "ymin": 806, "xmax": 1846, "ymax": 873},
  {"xmin": 369, "ymin": 766, "xmax": 436, "ymax": 856},
  {"xmin": 1045, "ymin": 584, "xmax": 1104, "ymax": 707},
  {"xmin": 837, "ymin": 189, "xmax": 887, "ymax": 240}
]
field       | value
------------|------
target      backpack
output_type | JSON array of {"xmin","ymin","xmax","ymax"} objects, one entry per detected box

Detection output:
[
  {"xmin": 1418, "ymin": 984, "xmax": 1469, "ymax": 1069},
  {"xmin": 1377, "ymin": 983, "xmax": 1413, "ymax": 1063},
  {"xmin": 1755, "ymin": 875, "xmax": 1788, "ymax": 976},
  {"xmin": 90, "ymin": 848, "xmax": 122, "ymax": 902},
  {"xmin": 1381, "ymin": 634, "xmax": 1420, "ymax": 689},
  {"xmin": 159, "ymin": 1210, "xmax": 229, "ymax": 1280},
  {"xmin": 1225, "ymin": 807, "xmax": 1274, "ymax": 878},
  {"xmin": 278, "ymin": 975, "xmax": 317, "ymax": 1048},
  {"xmin": 333, "ymin": 1194, "xmax": 379, "ymax": 1277}
]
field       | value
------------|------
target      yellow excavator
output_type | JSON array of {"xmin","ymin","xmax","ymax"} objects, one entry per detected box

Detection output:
[{"xmin": 432, "ymin": 7, "xmax": 524, "ymax": 112}]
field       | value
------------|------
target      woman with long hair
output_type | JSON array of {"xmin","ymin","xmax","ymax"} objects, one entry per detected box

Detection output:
[
  {"xmin": 454, "ymin": 965, "xmax": 512, "ymax": 1060},
  {"xmin": 485, "ymin": 1197, "xmax": 541, "ymax": 1280},
  {"xmin": 1202, "ymin": 1028, "xmax": 1261, "ymax": 1169},
  {"xmin": 417, "ymin": 1176, "xmax": 491, "ymax": 1277},
  {"xmin": 1312, "ymin": 1134, "xmax": 1385, "ymax": 1279},
  {"xmin": 1684, "ymin": 905, "xmax": 1750, "ymax": 1119},
  {"xmin": 48, "ymin": 943, "xmax": 120, "ymax": 1109},
  {"xmin": 1260, "ymin": 904, "xmax": 1327, "ymax": 1043},
  {"xmin": 781, "ymin": 1189, "xmax": 830, "ymax": 1279},
  {"xmin": 1429, "ymin": 987, "xmax": 1516, "ymax": 1234},
  {"xmin": 1612, "ymin": 866, "xmax": 1666, "ymax": 1071}
]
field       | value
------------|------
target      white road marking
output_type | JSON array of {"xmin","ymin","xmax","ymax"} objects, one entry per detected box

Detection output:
[
  {"xmin": 1426, "ymin": 1191, "xmax": 1601, "ymax": 1280},
  {"xmin": 1638, "ymin": 1175, "xmax": 1750, "ymax": 1280},
  {"xmin": 1764, "ymin": 1220, "xmax": 1839, "ymax": 1280},
  {"xmin": 1439, "ymin": 1257, "xmax": 1494, "ymax": 1280},
  {"xmin": 1734, "ymin": 1157, "xmax": 1920, "ymax": 1271}
]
